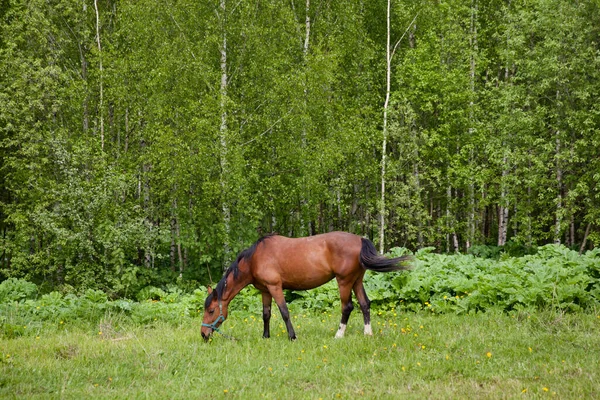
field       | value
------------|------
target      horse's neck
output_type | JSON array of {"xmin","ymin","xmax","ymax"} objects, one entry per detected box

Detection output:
[{"xmin": 222, "ymin": 265, "xmax": 251, "ymax": 303}]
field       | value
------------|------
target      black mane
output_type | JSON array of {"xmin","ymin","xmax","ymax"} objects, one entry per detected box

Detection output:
[{"xmin": 204, "ymin": 235, "xmax": 274, "ymax": 308}]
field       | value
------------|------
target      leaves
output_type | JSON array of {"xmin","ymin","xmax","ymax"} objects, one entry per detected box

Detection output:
[{"xmin": 0, "ymin": 0, "xmax": 599, "ymax": 294}]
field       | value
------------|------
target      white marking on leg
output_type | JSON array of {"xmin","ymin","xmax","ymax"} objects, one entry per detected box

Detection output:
[
  {"xmin": 335, "ymin": 323, "xmax": 347, "ymax": 339},
  {"xmin": 364, "ymin": 323, "xmax": 373, "ymax": 336}
]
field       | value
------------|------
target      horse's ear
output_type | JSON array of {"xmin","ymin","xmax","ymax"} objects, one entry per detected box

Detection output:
[{"xmin": 207, "ymin": 285, "xmax": 213, "ymax": 295}]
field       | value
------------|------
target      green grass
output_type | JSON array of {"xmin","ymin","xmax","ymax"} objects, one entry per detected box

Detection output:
[{"xmin": 2, "ymin": 309, "xmax": 600, "ymax": 399}]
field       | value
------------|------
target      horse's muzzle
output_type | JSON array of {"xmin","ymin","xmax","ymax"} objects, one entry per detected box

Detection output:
[{"xmin": 201, "ymin": 329, "xmax": 212, "ymax": 341}]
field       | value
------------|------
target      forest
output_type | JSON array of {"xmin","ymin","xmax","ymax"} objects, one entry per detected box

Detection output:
[{"xmin": 1, "ymin": 0, "xmax": 599, "ymax": 295}]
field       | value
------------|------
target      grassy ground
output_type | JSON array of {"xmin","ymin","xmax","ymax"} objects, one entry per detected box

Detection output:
[{"xmin": 1, "ymin": 309, "xmax": 599, "ymax": 399}]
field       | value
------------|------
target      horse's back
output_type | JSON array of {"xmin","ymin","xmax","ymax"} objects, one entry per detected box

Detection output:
[{"xmin": 250, "ymin": 232, "xmax": 363, "ymax": 290}]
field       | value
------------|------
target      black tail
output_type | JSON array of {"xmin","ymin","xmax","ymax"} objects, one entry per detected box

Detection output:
[{"xmin": 359, "ymin": 238, "xmax": 411, "ymax": 272}]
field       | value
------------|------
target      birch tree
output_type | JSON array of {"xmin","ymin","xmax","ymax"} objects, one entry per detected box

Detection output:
[
  {"xmin": 218, "ymin": 0, "xmax": 231, "ymax": 267},
  {"xmin": 94, "ymin": 0, "xmax": 104, "ymax": 150},
  {"xmin": 379, "ymin": 1, "xmax": 417, "ymax": 253}
]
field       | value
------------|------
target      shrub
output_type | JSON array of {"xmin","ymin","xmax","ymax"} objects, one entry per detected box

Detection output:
[
  {"xmin": 1, "ymin": 244, "xmax": 598, "ymax": 335},
  {"xmin": 0, "ymin": 278, "xmax": 38, "ymax": 303}
]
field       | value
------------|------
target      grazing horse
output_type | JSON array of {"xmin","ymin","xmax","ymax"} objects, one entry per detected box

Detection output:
[{"xmin": 201, "ymin": 231, "xmax": 410, "ymax": 341}]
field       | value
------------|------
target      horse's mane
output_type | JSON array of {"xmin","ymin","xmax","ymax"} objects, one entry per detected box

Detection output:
[{"xmin": 204, "ymin": 234, "xmax": 274, "ymax": 308}]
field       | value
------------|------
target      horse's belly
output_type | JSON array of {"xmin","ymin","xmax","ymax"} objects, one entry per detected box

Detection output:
[{"xmin": 281, "ymin": 273, "xmax": 335, "ymax": 291}]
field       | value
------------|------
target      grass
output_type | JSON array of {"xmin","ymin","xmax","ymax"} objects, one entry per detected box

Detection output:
[{"xmin": 1, "ymin": 308, "xmax": 600, "ymax": 399}]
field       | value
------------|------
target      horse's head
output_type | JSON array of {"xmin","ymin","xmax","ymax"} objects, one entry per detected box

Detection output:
[{"xmin": 201, "ymin": 286, "xmax": 228, "ymax": 341}]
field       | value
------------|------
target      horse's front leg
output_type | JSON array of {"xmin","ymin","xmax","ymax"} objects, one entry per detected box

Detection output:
[
  {"xmin": 267, "ymin": 285, "xmax": 296, "ymax": 340},
  {"xmin": 261, "ymin": 291, "xmax": 272, "ymax": 339}
]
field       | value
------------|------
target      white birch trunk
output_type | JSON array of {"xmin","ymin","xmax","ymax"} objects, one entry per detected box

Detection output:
[
  {"xmin": 219, "ymin": 0, "xmax": 231, "ymax": 266},
  {"xmin": 301, "ymin": 0, "xmax": 311, "ymax": 235},
  {"xmin": 498, "ymin": 12, "xmax": 511, "ymax": 248},
  {"xmin": 467, "ymin": 0, "xmax": 478, "ymax": 250},
  {"xmin": 380, "ymin": 0, "xmax": 392, "ymax": 253},
  {"xmin": 304, "ymin": 0, "xmax": 311, "ymax": 56},
  {"xmin": 498, "ymin": 155, "xmax": 509, "ymax": 246},
  {"xmin": 446, "ymin": 186, "xmax": 458, "ymax": 252},
  {"xmin": 554, "ymin": 128, "xmax": 562, "ymax": 244},
  {"xmin": 414, "ymin": 162, "xmax": 423, "ymax": 248},
  {"xmin": 94, "ymin": 0, "xmax": 104, "ymax": 150},
  {"xmin": 378, "ymin": 5, "xmax": 418, "ymax": 252}
]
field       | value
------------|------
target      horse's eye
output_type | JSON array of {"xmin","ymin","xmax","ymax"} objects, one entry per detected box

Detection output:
[{"xmin": 209, "ymin": 309, "xmax": 214, "ymax": 315}]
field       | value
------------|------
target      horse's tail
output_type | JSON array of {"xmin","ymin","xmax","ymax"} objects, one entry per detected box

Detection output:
[{"xmin": 359, "ymin": 238, "xmax": 412, "ymax": 272}]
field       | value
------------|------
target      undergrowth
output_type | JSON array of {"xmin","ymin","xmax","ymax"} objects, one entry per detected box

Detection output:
[{"xmin": 1, "ymin": 244, "xmax": 599, "ymax": 339}]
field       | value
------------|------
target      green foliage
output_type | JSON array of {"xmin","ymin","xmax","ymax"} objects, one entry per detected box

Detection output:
[
  {"xmin": 2, "ymin": 247, "xmax": 598, "ymax": 340},
  {"xmin": 0, "ymin": 278, "xmax": 37, "ymax": 303},
  {"xmin": 397, "ymin": 245, "xmax": 600, "ymax": 314},
  {"xmin": 0, "ymin": 0, "xmax": 599, "ymax": 294},
  {"xmin": 467, "ymin": 242, "xmax": 537, "ymax": 259},
  {"xmin": 287, "ymin": 282, "xmax": 341, "ymax": 311},
  {"xmin": 468, "ymin": 245, "xmax": 503, "ymax": 259}
]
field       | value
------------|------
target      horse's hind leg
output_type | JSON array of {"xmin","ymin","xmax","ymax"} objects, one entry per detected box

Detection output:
[
  {"xmin": 353, "ymin": 278, "xmax": 372, "ymax": 336},
  {"xmin": 267, "ymin": 285, "xmax": 296, "ymax": 340},
  {"xmin": 261, "ymin": 291, "xmax": 272, "ymax": 339},
  {"xmin": 335, "ymin": 279, "xmax": 354, "ymax": 339}
]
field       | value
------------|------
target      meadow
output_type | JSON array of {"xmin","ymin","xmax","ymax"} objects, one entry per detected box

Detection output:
[{"xmin": 1, "ymin": 309, "xmax": 600, "ymax": 399}]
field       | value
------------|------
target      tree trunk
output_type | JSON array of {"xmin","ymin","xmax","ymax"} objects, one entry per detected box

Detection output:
[
  {"xmin": 124, "ymin": 108, "xmax": 129, "ymax": 154},
  {"xmin": 171, "ymin": 198, "xmax": 184, "ymax": 277},
  {"xmin": 139, "ymin": 135, "xmax": 152, "ymax": 268},
  {"xmin": 175, "ymin": 219, "xmax": 183, "ymax": 278},
  {"xmin": 414, "ymin": 162, "xmax": 424, "ymax": 248},
  {"xmin": 446, "ymin": 186, "xmax": 458, "ymax": 252},
  {"xmin": 379, "ymin": 0, "xmax": 392, "ymax": 253},
  {"xmin": 498, "ymin": 6, "xmax": 511, "ymax": 248},
  {"xmin": 467, "ymin": 0, "xmax": 478, "ymax": 251},
  {"xmin": 304, "ymin": 0, "xmax": 311, "ymax": 56},
  {"xmin": 579, "ymin": 222, "xmax": 591, "ymax": 255},
  {"xmin": 299, "ymin": 0, "xmax": 312, "ymax": 236},
  {"xmin": 498, "ymin": 154, "xmax": 509, "ymax": 246},
  {"xmin": 554, "ymin": 128, "xmax": 563, "ymax": 244},
  {"xmin": 170, "ymin": 217, "xmax": 176, "ymax": 272},
  {"xmin": 81, "ymin": 46, "xmax": 89, "ymax": 134},
  {"xmin": 569, "ymin": 215, "xmax": 575, "ymax": 247},
  {"xmin": 527, "ymin": 158, "xmax": 532, "ymax": 247},
  {"xmin": 1, "ymin": 225, "xmax": 7, "ymax": 271},
  {"xmin": 379, "ymin": 5, "xmax": 418, "ymax": 252},
  {"xmin": 219, "ymin": 0, "xmax": 231, "ymax": 267},
  {"xmin": 80, "ymin": 2, "xmax": 89, "ymax": 134},
  {"xmin": 94, "ymin": 0, "xmax": 104, "ymax": 150},
  {"xmin": 497, "ymin": 197, "xmax": 509, "ymax": 246}
]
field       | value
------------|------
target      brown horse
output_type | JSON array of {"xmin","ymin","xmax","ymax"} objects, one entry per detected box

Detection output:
[{"xmin": 201, "ymin": 231, "xmax": 410, "ymax": 341}]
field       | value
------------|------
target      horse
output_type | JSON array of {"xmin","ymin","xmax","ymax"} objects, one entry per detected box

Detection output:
[{"xmin": 201, "ymin": 231, "xmax": 411, "ymax": 341}]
